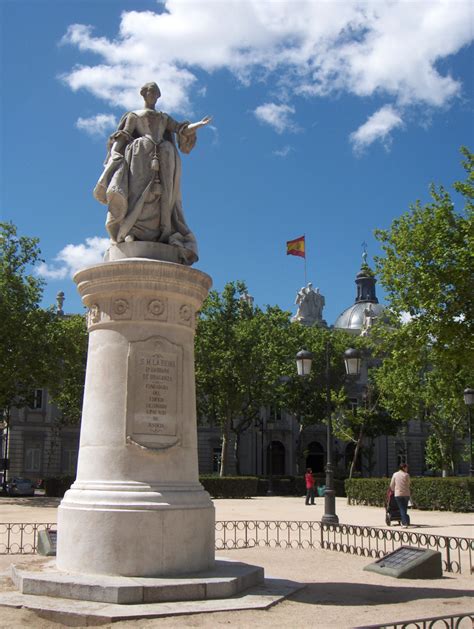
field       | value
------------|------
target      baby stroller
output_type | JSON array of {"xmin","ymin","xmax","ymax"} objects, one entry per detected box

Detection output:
[{"xmin": 384, "ymin": 488, "xmax": 402, "ymax": 526}]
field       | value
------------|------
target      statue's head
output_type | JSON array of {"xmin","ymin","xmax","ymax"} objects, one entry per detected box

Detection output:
[{"xmin": 140, "ymin": 82, "xmax": 161, "ymax": 104}]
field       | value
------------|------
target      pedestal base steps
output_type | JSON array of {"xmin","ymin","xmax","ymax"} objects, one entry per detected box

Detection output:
[{"xmin": 0, "ymin": 558, "xmax": 303, "ymax": 623}]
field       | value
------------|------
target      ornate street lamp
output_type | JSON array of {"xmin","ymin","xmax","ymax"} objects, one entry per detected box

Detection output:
[
  {"xmin": 296, "ymin": 345, "xmax": 339, "ymax": 525},
  {"xmin": 344, "ymin": 348, "xmax": 362, "ymax": 377},
  {"xmin": 296, "ymin": 349, "xmax": 313, "ymax": 376},
  {"xmin": 463, "ymin": 387, "xmax": 474, "ymax": 477}
]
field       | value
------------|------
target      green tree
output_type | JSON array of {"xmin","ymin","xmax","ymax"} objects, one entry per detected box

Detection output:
[
  {"xmin": 195, "ymin": 282, "xmax": 293, "ymax": 475},
  {"xmin": 333, "ymin": 367, "xmax": 399, "ymax": 479},
  {"xmin": 0, "ymin": 223, "xmax": 57, "ymax": 486},
  {"xmin": 373, "ymin": 148, "xmax": 473, "ymax": 474},
  {"xmin": 195, "ymin": 281, "xmax": 352, "ymax": 476},
  {"xmin": 276, "ymin": 327, "xmax": 351, "ymax": 474},
  {"xmin": 47, "ymin": 313, "xmax": 88, "ymax": 425},
  {"xmin": 0, "ymin": 223, "xmax": 89, "ymax": 485}
]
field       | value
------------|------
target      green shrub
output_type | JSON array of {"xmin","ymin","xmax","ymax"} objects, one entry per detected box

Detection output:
[
  {"xmin": 200, "ymin": 476, "xmax": 258, "ymax": 498},
  {"xmin": 411, "ymin": 478, "xmax": 474, "ymax": 512},
  {"xmin": 201, "ymin": 475, "xmax": 346, "ymax": 498},
  {"xmin": 44, "ymin": 475, "xmax": 75, "ymax": 498},
  {"xmin": 345, "ymin": 477, "xmax": 474, "ymax": 512}
]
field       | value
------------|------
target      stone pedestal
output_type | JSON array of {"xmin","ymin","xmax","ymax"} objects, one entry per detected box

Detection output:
[{"xmin": 57, "ymin": 259, "xmax": 215, "ymax": 577}]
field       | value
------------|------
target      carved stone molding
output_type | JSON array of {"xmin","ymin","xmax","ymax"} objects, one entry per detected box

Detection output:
[{"xmin": 145, "ymin": 298, "xmax": 167, "ymax": 321}]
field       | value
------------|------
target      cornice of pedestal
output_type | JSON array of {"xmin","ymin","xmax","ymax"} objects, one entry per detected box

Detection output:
[{"xmin": 73, "ymin": 259, "xmax": 212, "ymax": 331}]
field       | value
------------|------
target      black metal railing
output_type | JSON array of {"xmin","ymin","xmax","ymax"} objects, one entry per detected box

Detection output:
[
  {"xmin": 353, "ymin": 611, "xmax": 474, "ymax": 628},
  {"xmin": 215, "ymin": 521, "xmax": 473, "ymax": 575},
  {"xmin": 319, "ymin": 522, "xmax": 473, "ymax": 576},
  {"xmin": 0, "ymin": 523, "xmax": 55, "ymax": 555},
  {"xmin": 2, "ymin": 520, "xmax": 473, "ymax": 576}
]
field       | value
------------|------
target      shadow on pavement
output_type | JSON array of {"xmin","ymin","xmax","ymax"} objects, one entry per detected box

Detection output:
[{"xmin": 289, "ymin": 581, "xmax": 473, "ymax": 606}]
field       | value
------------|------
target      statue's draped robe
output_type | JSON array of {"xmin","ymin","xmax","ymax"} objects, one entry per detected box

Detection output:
[{"xmin": 94, "ymin": 109, "xmax": 198, "ymax": 263}]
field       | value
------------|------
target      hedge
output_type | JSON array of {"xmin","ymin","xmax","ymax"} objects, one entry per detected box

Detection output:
[
  {"xmin": 43, "ymin": 473, "xmax": 349, "ymax": 500},
  {"xmin": 345, "ymin": 477, "xmax": 474, "ymax": 512},
  {"xmin": 44, "ymin": 475, "xmax": 75, "ymax": 498},
  {"xmin": 201, "ymin": 475, "xmax": 346, "ymax": 498},
  {"xmin": 200, "ymin": 476, "xmax": 258, "ymax": 498}
]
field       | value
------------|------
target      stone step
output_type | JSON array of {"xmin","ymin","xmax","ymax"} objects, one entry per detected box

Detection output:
[
  {"xmin": 11, "ymin": 558, "xmax": 264, "ymax": 604},
  {"xmin": 0, "ymin": 578, "xmax": 303, "ymax": 623}
]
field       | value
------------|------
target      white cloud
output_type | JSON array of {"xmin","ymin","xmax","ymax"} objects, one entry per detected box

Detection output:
[
  {"xmin": 60, "ymin": 1, "xmax": 473, "ymax": 141},
  {"xmin": 37, "ymin": 237, "xmax": 109, "ymax": 279},
  {"xmin": 254, "ymin": 103, "xmax": 296, "ymax": 134},
  {"xmin": 350, "ymin": 105, "xmax": 404, "ymax": 153},
  {"xmin": 273, "ymin": 145, "xmax": 293, "ymax": 158},
  {"xmin": 76, "ymin": 113, "xmax": 117, "ymax": 136}
]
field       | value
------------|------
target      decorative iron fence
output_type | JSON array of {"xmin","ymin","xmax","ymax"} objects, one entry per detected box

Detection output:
[
  {"xmin": 215, "ymin": 521, "xmax": 474, "ymax": 576},
  {"xmin": 0, "ymin": 523, "xmax": 55, "ymax": 555},
  {"xmin": 2, "ymin": 521, "xmax": 473, "ymax": 576},
  {"xmin": 353, "ymin": 611, "xmax": 474, "ymax": 628}
]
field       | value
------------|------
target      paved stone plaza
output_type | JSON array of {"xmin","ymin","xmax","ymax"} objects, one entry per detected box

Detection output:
[{"xmin": 0, "ymin": 496, "xmax": 472, "ymax": 628}]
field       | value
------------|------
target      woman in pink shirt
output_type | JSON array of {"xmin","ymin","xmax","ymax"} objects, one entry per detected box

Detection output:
[
  {"xmin": 390, "ymin": 463, "xmax": 411, "ymax": 527},
  {"xmin": 305, "ymin": 468, "xmax": 316, "ymax": 505}
]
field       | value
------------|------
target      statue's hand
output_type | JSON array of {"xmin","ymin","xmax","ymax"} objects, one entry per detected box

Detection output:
[{"xmin": 185, "ymin": 116, "xmax": 213, "ymax": 133}]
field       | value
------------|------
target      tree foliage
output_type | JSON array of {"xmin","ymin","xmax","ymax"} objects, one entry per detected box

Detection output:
[
  {"xmin": 0, "ymin": 222, "xmax": 88, "ymax": 425},
  {"xmin": 0, "ymin": 222, "xmax": 55, "ymax": 412},
  {"xmin": 195, "ymin": 281, "xmax": 351, "ymax": 475},
  {"xmin": 332, "ymin": 352, "xmax": 400, "ymax": 479},
  {"xmin": 372, "ymin": 148, "xmax": 473, "ymax": 474},
  {"xmin": 46, "ymin": 314, "xmax": 88, "ymax": 424}
]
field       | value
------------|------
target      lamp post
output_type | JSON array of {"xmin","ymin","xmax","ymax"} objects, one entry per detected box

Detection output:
[
  {"xmin": 296, "ymin": 345, "xmax": 341, "ymax": 525},
  {"xmin": 344, "ymin": 347, "xmax": 363, "ymax": 476},
  {"xmin": 0, "ymin": 413, "xmax": 9, "ymax": 494},
  {"xmin": 463, "ymin": 387, "xmax": 474, "ymax": 477}
]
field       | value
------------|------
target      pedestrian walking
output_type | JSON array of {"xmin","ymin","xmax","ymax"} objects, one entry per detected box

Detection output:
[
  {"xmin": 305, "ymin": 467, "xmax": 316, "ymax": 505},
  {"xmin": 390, "ymin": 463, "xmax": 411, "ymax": 527}
]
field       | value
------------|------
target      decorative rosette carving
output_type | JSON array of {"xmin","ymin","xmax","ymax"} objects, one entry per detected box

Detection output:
[
  {"xmin": 112, "ymin": 298, "xmax": 131, "ymax": 319},
  {"xmin": 178, "ymin": 304, "xmax": 193, "ymax": 325},
  {"xmin": 147, "ymin": 298, "xmax": 166, "ymax": 318}
]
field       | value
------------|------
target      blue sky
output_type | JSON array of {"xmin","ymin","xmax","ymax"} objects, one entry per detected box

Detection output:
[{"xmin": 1, "ymin": 0, "xmax": 473, "ymax": 325}]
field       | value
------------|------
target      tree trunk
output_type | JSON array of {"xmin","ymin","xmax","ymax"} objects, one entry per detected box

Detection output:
[
  {"xmin": 295, "ymin": 423, "xmax": 305, "ymax": 475},
  {"xmin": 1, "ymin": 408, "xmax": 11, "ymax": 491},
  {"xmin": 234, "ymin": 432, "xmax": 241, "ymax": 476},
  {"xmin": 349, "ymin": 425, "xmax": 364, "ymax": 480},
  {"xmin": 219, "ymin": 413, "xmax": 232, "ymax": 477}
]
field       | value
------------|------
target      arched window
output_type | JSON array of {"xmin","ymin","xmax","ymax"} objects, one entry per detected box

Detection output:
[
  {"xmin": 267, "ymin": 441, "xmax": 286, "ymax": 475},
  {"xmin": 305, "ymin": 441, "xmax": 324, "ymax": 473}
]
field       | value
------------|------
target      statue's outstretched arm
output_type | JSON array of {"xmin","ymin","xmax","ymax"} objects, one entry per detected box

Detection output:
[{"xmin": 182, "ymin": 116, "xmax": 212, "ymax": 136}]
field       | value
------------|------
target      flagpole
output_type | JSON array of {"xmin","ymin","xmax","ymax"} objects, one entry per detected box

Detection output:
[{"xmin": 304, "ymin": 233, "xmax": 307, "ymax": 286}]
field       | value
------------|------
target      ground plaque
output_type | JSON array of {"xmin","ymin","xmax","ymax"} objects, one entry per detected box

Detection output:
[{"xmin": 364, "ymin": 545, "xmax": 442, "ymax": 579}]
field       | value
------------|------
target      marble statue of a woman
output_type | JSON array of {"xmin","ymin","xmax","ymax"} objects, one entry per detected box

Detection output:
[{"xmin": 94, "ymin": 82, "xmax": 211, "ymax": 264}]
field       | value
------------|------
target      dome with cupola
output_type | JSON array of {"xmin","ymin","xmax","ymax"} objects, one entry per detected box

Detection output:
[{"xmin": 333, "ymin": 256, "xmax": 386, "ymax": 334}]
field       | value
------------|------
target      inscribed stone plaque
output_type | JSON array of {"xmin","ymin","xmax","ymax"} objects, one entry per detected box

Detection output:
[
  {"xmin": 127, "ymin": 337, "xmax": 181, "ymax": 449},
  {"xmin": 364, "ymin": 546, "xmax": 442, "ymax": 579}
]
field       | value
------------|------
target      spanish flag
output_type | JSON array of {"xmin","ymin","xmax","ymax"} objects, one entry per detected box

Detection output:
[{"xmin": 286, "ymin": 235, "xmax": 305, "ymax": 258}]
